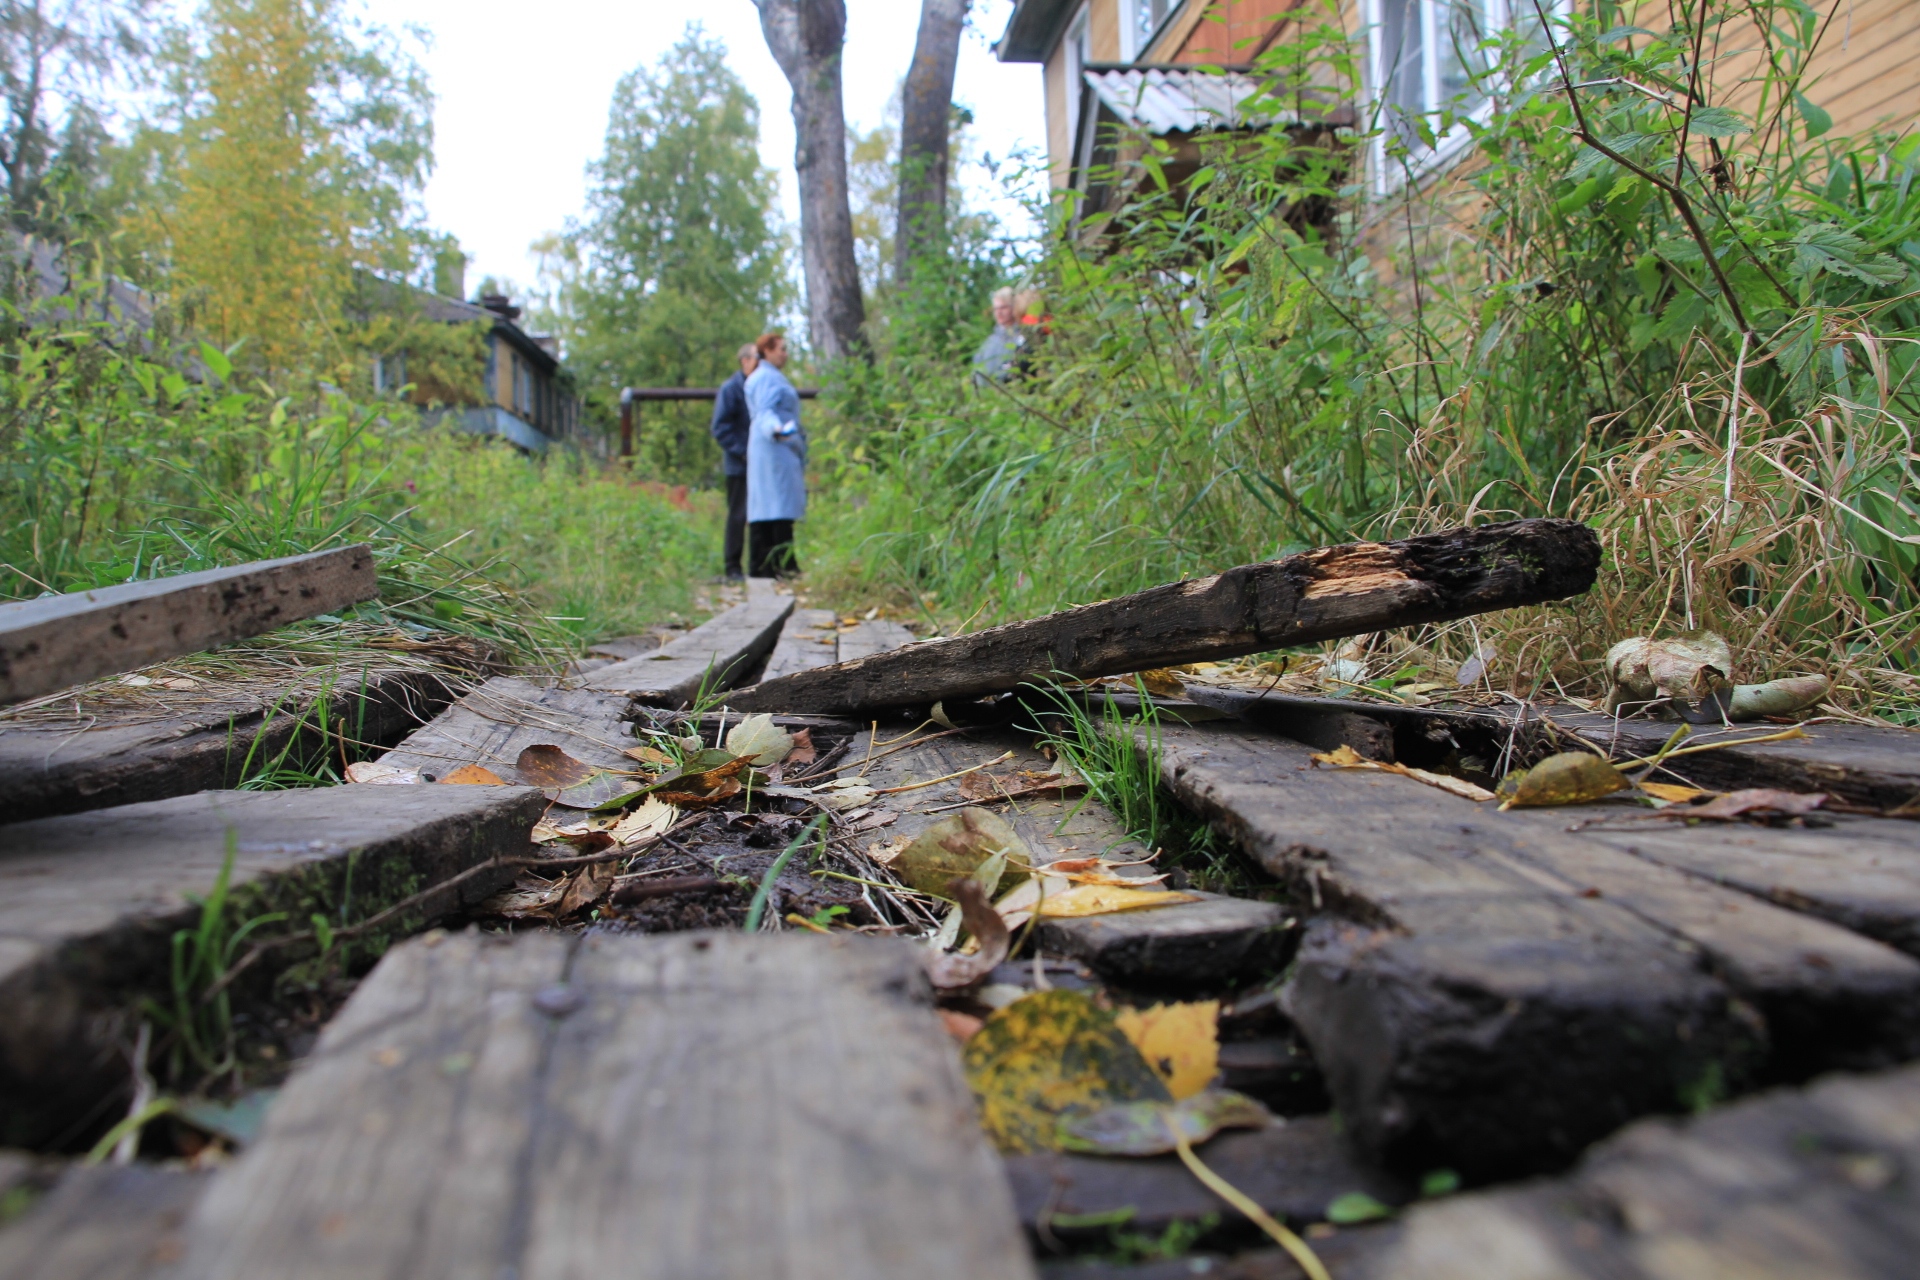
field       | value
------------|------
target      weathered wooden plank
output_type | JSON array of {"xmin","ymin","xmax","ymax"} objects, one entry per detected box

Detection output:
[
  {"xmin": 729, "ymin": 520, "xmax": 1601, "ymax": 715},
  {"xmin": 0, "ymin": 785, "xmax": 544, "ymax": 1148},
  {"xmin": 0, "ymin": 667, "xmax": 462, "ymax": 824},
  {"xmin": 1034, "ymin": 892, "xmax": 1295, "ymax": 986},
  {"xmin": 1006, "ymin": 1116, "xmax": 1409, "ymax": 1242},
  {"xmin": 836, "ymin": 617, "xmax": 917, "ymax": 663},
  {"xmin": 759, "ymin": 606, "xmax": 840, "ymax": 681},
  {"xmin": 377, "ymin": 676, "xmax": 638, "ymax": 777},
  {"xmin": 585, "ymin": 593, "xmax": 794, "ymax": 706},
  {"xmin": 1371, "ymin": 1062, "xmax": 1920, "ymax": 1279},
  {"xmin": 1149, "ymin": 722, "xmax": 1920, "ymax": 1178},
  {"xmin": 0, "ymin": 1162, "xmax": 207, "ymax": 1280},
  {"xmin": 0, "ymin": 547, "xmax": 378, "ymax": 707},
  {"xmin": 172, "ymin": 929, "xmax": 1036, "ymax": 1279}
]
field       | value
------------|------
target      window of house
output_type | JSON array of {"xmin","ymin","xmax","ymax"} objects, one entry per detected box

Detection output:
[
  {"xmin": 1121, "ymin": 0, "xmax": 1178, "ymax": 61},
  {"xmin": 1365, "ymin": 0, "xmax": 1562, "ymax": 193}
]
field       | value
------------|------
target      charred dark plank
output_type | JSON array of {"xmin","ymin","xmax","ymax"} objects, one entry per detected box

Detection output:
[
  {"xmin": 1034, "ymin": 892, "xmax": 1296, "ymax": 986},
  {"xmin": 170, "ymin": 930, "xmax": 1035, "ymax": 1278},
  {"xmin": 1370, "ymin": 1062, "xmax": 1920, "ymax": 1279},
  {"xmin": 1149, "ymin": 722, "xmax": 1920, "ymax": 1179},
  {"xmin": 0, "ymin": 667, "xmax": 461, "ymax": 823},
  {"xmin": 728, "ymin": 520, "xmax": 1601, "ymax": 715},
  {"xmin": 0, "ymin": 546, "xmax": 377, "ymax": 707},
  {"xmin": 0, "ymin": 785, "xmax": 543, "ymax": 1149}
]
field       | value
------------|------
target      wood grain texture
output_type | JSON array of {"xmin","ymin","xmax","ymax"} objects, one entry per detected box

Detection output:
[
  {"xmin": 585, "ymin": 593, "xmax": 794, "ymax": 706},
  {"xmin": 1372, "ymin": 1062, "xmax": 1920, "ymax": 1280},
  {"xmin": 0, "ymin": 785, "xmax": 544, "ymax": 1148},
  {"xmin": 375, "ymin": 676, "xmax": 638, "ymax": 777},
  {"xmin": 835, "ymin": 618, "xmax": 917, "ymax": 664},
  {"xmin": 0, "ymin": 667, "xmax": 460, "ymax": 823},
  {"xmin": 1034, "ymin": 891, "xmax": 1296, "ymax": 985},
  {"xmin": 1006, "ymin": 1116, "xmax": 1408, "ymax": 1241},
  {"xmin": 0, "ymin": 546, "xmax": 378, "ymax": 707},
  {"xmin": 729, "ymin": 520, "xmax": 1601, "ymax": 715},
  {"xmin": 758, "ymin": 606, "xmax": 840, "ymax": 681},
  {"xmin": 0, "ymin": 1162, "xmax": 207, "ymax": 1280},
  {"xmin": 1149, "ymin": 723, "xmax": 1920, "ymax": 1178},
  {"xmin": 174, "ymin": 929, "xmax": 1036, "ymax": 1280}
]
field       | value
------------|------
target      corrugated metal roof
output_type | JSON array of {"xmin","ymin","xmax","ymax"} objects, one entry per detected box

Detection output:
[{"xmin": 1083, "ymin": 67, "xmax": 1271, "ymax": 134}]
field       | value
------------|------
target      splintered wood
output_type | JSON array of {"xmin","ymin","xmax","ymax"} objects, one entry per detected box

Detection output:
[{"xmin": 169, "ymin": 930, "xmax": 1035, "ymax": 1280}]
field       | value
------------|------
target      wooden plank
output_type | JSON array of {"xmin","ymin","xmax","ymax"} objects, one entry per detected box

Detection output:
[
  {"xmin": 0, "ymin": 1162, "xmax": 207, "ymax": 1280},
  {"xmin": 1034, "ymin": 892, "xmax": 1296, "ymax": 986},
  {"xmin": 1148, "ymin": 722, "xmax": 1920, "ymax": 1178},
  {"xmin": 836, "ymin": 617, "xmax": 917, "ymax": 663},
  {"xmin": 0, "ymin": 785, "xmax": 544, "ymax": 1148},
  {"xmin": 1006, "ymin": 1116, "xmax": 1409, "ymax": 1242},
  {"xmin": 1371, "ymin": 1062, "xmax": 1920, "ymax": 1279},
  {"xmin": 759, "ymin": 606, "xmax": 840, "ymax": 681},
  {"xmin": 0, "ymin": 667, "xmax": 461, "ymax": 824},
  {"xmin": 585, "ymin": 593, "xmax": 794, "ymax": 706},
  {"xmin": 0, "ymin": 547, "xmax": 378, "ymax": 707},
  {"xmin": 377, "ymin": 676, "xmax": 639, "ymax": 778},
  {"xmin": 170, "ymin": 929, "xmax": 1036, "ymax": 1279},
  {"xmin": 729, "ymin": 519, "xmax": 1601, "ymax": 715}
]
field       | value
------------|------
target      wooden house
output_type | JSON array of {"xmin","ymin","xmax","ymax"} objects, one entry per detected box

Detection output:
[
  {"xmin": 997, "ymin": 0, "xmax": 1920, "ymax": 217},
  {"xmin": 408, "ymin": 291, "xmax": 581, "ymax": 454}
]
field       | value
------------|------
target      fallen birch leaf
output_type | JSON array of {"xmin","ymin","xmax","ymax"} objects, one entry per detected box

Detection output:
[
  {"xmin": 1455, "ymin": 643, "xmax": 1497, "ymax": 687},
  {"xmin": 609, "ymin": 796, "xmax": 677, "ymax": 844},
  {"xmin": 994, "ymin": 873, "xmax": 1074, "ymax": 932},
  {"xmin": 1498, "ymin": 752, "xmax": 1629, "ymax": 810},
  {"xmin": 622, "ymin": 745, "xmax": 675, "ymax": 767},
  {"xmin": 888, "ymin": 808, "xmax": 1034, "ymax": 899},
  {"xmin": 1684, "ymin": 788, "xmax": 1828, "ymax": 821},
  {"xmin": 1059, "ymin": 1089, "xmax": 1270, "ymax": 1157},
  {"xmin": 963, "ymin": 989, "xmax": 1171, "ymax": 1153},
  {"xmin": 1310, "ymin": 745, "xmax": 1495, "ymax": 802},
  {"xmin": 480, "ymin": 876, "xmax": 565, "ymax": 918},
  {"xmin": 1115, "ymin": 1001, "xmax": 1220, "ymax": 1100},
  {"xmin": 1135, "ymin": 668, "xmax": 1187, "ymax": 698},
  {"xmin": 1037, "ymin": 883, "xmax": 1196, "ymax": 918},
  {"xmin": 814, "ymin": 780, "xmax": 877, "ymax": 810},
  {"xmin": 438, "ymin": 764, "xmax": 507, "ymax": 785},
  {"xmin": 556, "ymin": 862, "xmax": 616, "ymax": 916},
  {"xmin": 345, "ymin": 761, "xmax": 420, "ymax": 785},
  {"xmin": 1638, "ymin": 781, "xmax": 1711, "ymax": 805},
  {"xmin": 725, "ymin": 713, "xmax": 794, "ymax": 766},
  {"xmin": 514, "ymin": 745, "xmax": 598, "ymax": 789},
  {"xmin": 923, "ymin": 878, "xmax": 1011, "ymax": 989},
  {"xmin": 786, "ymin": 728, "xmax": 817, "ymax": 765},
  {"xmin": 654, "ymin": 776, "xmax": 743, "ymax": 807}
]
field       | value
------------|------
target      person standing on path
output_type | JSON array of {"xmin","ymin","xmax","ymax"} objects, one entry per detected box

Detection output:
[
  {"xmin": 743, "ymin": 331, "xmax": 806, "ymax": 578},
  {"xmin": 709, "ymin": 342, "xmax": 759, "ymax": 582}
]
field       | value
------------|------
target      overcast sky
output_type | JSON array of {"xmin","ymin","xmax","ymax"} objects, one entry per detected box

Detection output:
[{"xmin": 373, "ymin": 0, "xmax": 1048, "ymax": 296}]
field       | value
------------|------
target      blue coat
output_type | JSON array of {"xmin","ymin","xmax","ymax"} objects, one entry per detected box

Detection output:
[
  {"xmin": 744, "ymin": 363, "xmax": 807, "ymax": 522},
  {"xmin": 709, "ymin": 370, "xmax": 750, "ymax": 477}
]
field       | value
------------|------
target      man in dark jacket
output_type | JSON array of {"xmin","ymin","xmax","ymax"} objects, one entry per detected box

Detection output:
[{"xmin": 709, "ymin": 342, "xmax": 759, "ymax": 581}]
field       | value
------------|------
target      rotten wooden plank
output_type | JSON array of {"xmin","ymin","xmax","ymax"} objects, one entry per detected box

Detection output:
[
  {"xmin": 377, "ymin": 676, "xmax": 639, "ymax": 778},
  {"xmin": 0, "ymin": 1161, "xmax": 207, "ymax": 1280},
  {"xmin": 729, "ymin": 520, "xmax": 1601, "ymax": 715},
  {"xmin": 0, "ymin": 667, "xmax": 463, "ymax": 824},
  {"xmin": 1149, "ymin": 722, "xmax": 1920, "ymax": 1178},
  {"xmin": 1372, "ymin": 1061, "xmax": 1920, "ymax": 1279},
  {"xmin": 1034, "ymin": 892, "xmax": 1295, "ymax": 986},
  {"xmin": 585, "ymin": 592, "xmax": 794, "ymax": 706},
  {"xmin": 171, "ymin": 929, "xmax": 1036, "ymax": 1279},
  {"xmin": 1007, "ymin": 1116, "xmax": 1408, "ymax": 1244},
  {"xmin": 0, "ymin": 546, "xmax": 378, "ymax": 707},
  {"xmin": 0, "ymin": 785, "xmax": 544, "ymax": 1149}
]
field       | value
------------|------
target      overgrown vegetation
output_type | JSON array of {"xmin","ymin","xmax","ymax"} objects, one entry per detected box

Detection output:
[{"xmin": 808, "ymin": 0, "xmax": 1920, "ymax": 721}]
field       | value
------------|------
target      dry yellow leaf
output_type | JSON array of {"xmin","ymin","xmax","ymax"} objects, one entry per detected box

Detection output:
[
  {"xmin": 1498, "ymin": 751, "xmax": 1629, "ymax": 810},
  {"xmin": 1136, "ymin": 668, "xmax": 1187, "ymax": 698},
  {"xmin": 439, "ymin": 764, "xmax": 506, "ymax": 785},
  {"xmin": 1114, "ymin": 1001, "xmax": 1220, "ymax": 1100},
  {"xmin": 1310, "ymin": 745, "xmax": 1495, "ymax": 802},
  {"xmin": 1035, "ymin": 884, "xmax": 1197, "ymax": 918},
  {"xmin": 963, "ymin": 990, "xmax": 1170, "ymax": 1153},
  {"xmin": 1638, "ymin": 781, "xmax": 1711, "ymax": 804}
]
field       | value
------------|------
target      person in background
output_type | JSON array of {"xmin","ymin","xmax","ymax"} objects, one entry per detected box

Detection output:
[
  {"xmin": 709, "ymin": 342, "xmax": 759, "ymax": 582},
  {"xmin": 970, "ymin": 286, "xmax": 1023, "ymax": 384},
  {"xmin": 743, "ymin": 331, "xmax": 806, "ymax": 578}
]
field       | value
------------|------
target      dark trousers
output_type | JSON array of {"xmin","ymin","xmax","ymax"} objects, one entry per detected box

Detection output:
[
  {"xmin": 723, "ymin": 473, "xmax": 747, "ymax": 578},
  {"xmin": 748, "ymin": 520, "xmax": 798, "ymax": 578}
]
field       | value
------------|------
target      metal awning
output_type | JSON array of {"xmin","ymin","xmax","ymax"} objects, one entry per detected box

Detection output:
[{"xmin": 1081, "ymin": 66, "xmax": 1271, "ymax": 135}]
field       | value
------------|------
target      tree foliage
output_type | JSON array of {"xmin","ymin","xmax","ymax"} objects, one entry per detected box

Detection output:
[{"xmin": 545, "ymin": 26, "xmax": 788, "ymax": 400}]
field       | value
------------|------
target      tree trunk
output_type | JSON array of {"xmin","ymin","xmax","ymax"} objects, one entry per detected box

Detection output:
[
  {"xmin": 753, "ymin": 0, "xmax": 866, "ymax": 359},
  {"xmin": 894, "ymin": 0, "xmax": 969, "ymax": 283}
]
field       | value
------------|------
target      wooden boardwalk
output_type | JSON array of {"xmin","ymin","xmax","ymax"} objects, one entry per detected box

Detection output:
[{"xmin": 3, "ymin": 562, "xmax": 1920, "ymax": 1277}]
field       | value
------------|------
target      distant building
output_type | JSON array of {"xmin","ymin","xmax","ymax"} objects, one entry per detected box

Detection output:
[{"xmin": 405, "ymin": 291, "xmax": 581, "ymax": 454}]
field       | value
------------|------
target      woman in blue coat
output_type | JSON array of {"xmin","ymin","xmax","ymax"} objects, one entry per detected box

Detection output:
[{"xmin": 743, "ymin": 331, "xmax": 807, "ymax": 578}]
